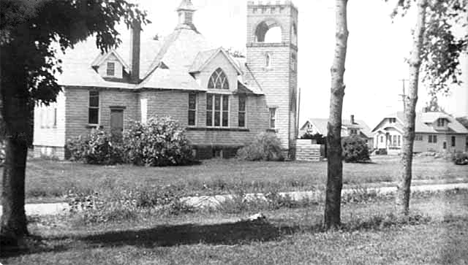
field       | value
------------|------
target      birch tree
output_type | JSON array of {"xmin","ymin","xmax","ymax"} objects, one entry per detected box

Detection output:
[
  {"xmin": 324, "ymin": 0, "xmax": 349, "ymax": 229},
  {"xmin": 392, "ymin": 0, "xmax": 467, "ymax": 215}
]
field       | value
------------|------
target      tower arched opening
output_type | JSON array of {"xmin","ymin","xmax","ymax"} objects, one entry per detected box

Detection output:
[{"xmin": 255, "ymin": 20, "xmax": 282, "ymax": 43}]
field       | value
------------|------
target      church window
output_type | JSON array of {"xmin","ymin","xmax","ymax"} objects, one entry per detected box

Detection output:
[
  {"xmin": 206, "ymin": 94, "xmax": 229, "ymax": 127},
  {"xmin": 269, "ymin": 108, "xmax": 277, "ymax": 129},
  {"xmin": 238, "ymin": 95, "xmax": 246, "ymax": 127},
  {"xmin": 208, "ymin": 68, "xmax": 229, "ymax": 90},
  {"xmin": 88, "ymin": 91, "xmax": 99, "ymax": 125},
  {"xmin": 188, "ymin": 93, "xmax": 197, "ymax": 126},
  {"xmin": 266, "ymin": 53, "xmax": 271, "ymax": 68}
]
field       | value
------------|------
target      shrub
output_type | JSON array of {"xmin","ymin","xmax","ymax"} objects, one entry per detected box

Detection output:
[
  {"xmin": 453, "ymin": 152, "xmax": 468, "ymax": 165},
  {"xmin": 66, "ymin": 130, "xmax": 123, "ymax": 165},
  {"xmin": 342, "ymin": 136, "xmax": 370, "ymax": 163},
  {"xmin": 237, "ymin": 132, "xmax": 284, "ymax": 161},
  {"xmin": 122, "ymin": 117, "xmax": 195, "ymax": 166}
]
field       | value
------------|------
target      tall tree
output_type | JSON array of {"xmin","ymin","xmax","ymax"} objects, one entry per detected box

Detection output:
[
  {"xmin": 0, "ymin": 0, "xmax": 149, "ymax": 245},
  {"xmin": 324, "ymin": 0, "xmax": 349, "ymax": 229},
  {"xmin": 392, "ymin": 0, "xmax": 467, "ymax": 215}
]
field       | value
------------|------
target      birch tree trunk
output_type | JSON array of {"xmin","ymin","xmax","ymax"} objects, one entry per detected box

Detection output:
[
  {"xmin": 396, "ymin": 0, "xmax": 427, "ymax": 215},
  {"xmin": 324, "ymin": 0, "xmax": 349, "ymax": 229}
]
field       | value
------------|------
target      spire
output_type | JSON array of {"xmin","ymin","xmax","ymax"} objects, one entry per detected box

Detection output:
[{"xmin": 176, "ymin": 0, "xmax": 197, "ymax": 30}]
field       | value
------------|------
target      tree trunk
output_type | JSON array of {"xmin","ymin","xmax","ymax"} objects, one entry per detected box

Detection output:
[
  {"xmin": 396, "ymin": 0, "xmax": 427, "ymax": 216},
  {"xmin": 0, "ymin": 81, "xmax": 30, "ymax": 244},
  {"xmin": 324, "ymin": 0, "xmax": 349, "ymax": 230}
]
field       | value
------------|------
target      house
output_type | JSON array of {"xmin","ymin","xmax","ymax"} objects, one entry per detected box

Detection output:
[
  {"xmin": 372, "ymin": 111, "xmax": 468, "ymax": 153},
  {"xmin": 33, "ymin": 0, "xmax": 299, "ymax": 160},
  {"xmin": 299, "ymin": 115, "xmax": 374, "ymax": 149}
]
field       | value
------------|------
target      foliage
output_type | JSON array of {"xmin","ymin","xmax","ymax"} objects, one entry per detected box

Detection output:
[
  {"xmin": 122, "ymin": 117, "xmax": 195, "ymax": 167},
  {"xmin": 341, "ymin": 136, "xmax": 370, "ymax": 163},
  {"xmin": 237, "ymin": 132, "xmax": 285, "ymax": 161},
  {"xmin": 66, "ymin": 129, "xmax": 123, "ymax": 165},
  {"xmin": 452, "ymin": 152, "xmax": 468, "ymax": 165},
  {"xmin": 300, "ymin": 132, "xmax": 326, "ymax": 144},
  {"xmin": 456, "ymin": 116, "xmax": 468, "ymax": 130}
]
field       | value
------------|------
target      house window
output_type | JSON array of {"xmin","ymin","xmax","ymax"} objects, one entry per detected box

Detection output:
[
  {"xmin": 397, "ymin": 135, "xmax": 401, "ymax": 146},
  {"xmin": 269, "ymin": 108, "xmax": 277, "ymax": 129},
  {"xmin": 188, "ymin": 93, "xmax": 197, "ymax": 126},
  {"xmin": 389, "ymin": 118, "xmax": 396, "ymax": 123},
  {"xmin": 415, "ymin": 134, "xmax": 423, "ymax": 141},
  {"xmin": 451, "ymin": 136, "xmax": 456, "ymax": 147},
  {"xmin": 380, "ymin": 136, "xmax": 384, "ymax": 143},
  {"xmin": 89, "ymin": 91, "xmax": 99, "ymax": 124},
  {"xmin": 428, "ymin": 135, "xmax": 437, "ymax": 143},
  {"xmin": 350, "ymin": 129, "xmax": 357, "ymax": 135},
  {"xmin": 206, "ymin": 94, "xmax": 229, "ymax": 127},
  {"xmin": 208, "ymin": 68, "xmax": 229, "ymax": 90},
  {"xmin": 106, "ymin": 62, "xmax": 115, "ymax": 76},
  {"xmin": 392, "ymin": 135, "xmax": 397, "ymax": 146},
  {"xmin": 437, "ymin": 119, "xmax": 446, "ymax": 127},
  {"xmin": 238, "ymin": 95, "xmax": 246, "ymax": 127}
]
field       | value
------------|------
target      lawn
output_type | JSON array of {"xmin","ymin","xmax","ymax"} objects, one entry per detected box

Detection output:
[
  {"xmin": 1, "ymin": 155, "xmax": 466, "ymax": 203},
  {"xmin": 2, "ymin": 190, "xmax": 467, "ymax": 264}
]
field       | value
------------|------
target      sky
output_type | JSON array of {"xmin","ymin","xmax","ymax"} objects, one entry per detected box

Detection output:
[{"xmin": 127, "ymin": 0, "xmax": 467, "ymax": 128}]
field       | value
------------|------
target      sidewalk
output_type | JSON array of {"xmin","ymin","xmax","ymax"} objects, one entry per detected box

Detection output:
[{"xmin": 1, "ymin": 182, "xmax": 467, "ymax": 217}]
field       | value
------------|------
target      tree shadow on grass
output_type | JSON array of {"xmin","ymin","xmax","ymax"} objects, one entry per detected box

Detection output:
[{"xmin": 80, "ymin": 220, "xmax": 295, "ymax": 248}]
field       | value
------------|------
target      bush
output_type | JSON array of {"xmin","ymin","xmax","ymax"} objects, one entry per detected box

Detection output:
[
  {"xmin": 67, "ymin": 130, "xmax": 123, "ymax": 165},
  {"xmin": 342, "ymin": 136, "xmax": 370, "ymax": 163},
  {"xmin": 453, "ymin": 152, "xmax": 468, "ymax": 165},
  {"xmin": 237, "ymin": 132, "xmax": 284, "ymax": 161},
  {"xmin": 122, "ymin": 117, "xmax": 195, "ymax": 166}
]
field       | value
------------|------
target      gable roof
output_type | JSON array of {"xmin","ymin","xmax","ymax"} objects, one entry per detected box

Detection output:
[
  {"xmin": 91, "ymin": 50, "xmax": 130, "ymax": 71},
  {"xmin": 188, "ymin": 48, "xmax": 243, "ymax": 75},
  {"xmin": 372, "ymin": 111, "xmax": 468, "ymax": 134}
]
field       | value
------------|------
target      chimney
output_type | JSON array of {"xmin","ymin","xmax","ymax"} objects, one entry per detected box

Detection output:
[
  {"xmin": 350, "ymin": 115, "xmax": 355, "ymax": 124},
  {"xmin": 129, "ymin": 20, "xmax": 141, "ymax": 83}
]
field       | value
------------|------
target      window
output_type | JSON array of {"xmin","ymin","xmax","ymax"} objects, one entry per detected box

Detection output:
[
  {"xmin": 437, "ymin": 119, "xmax": 446, "ymax": 127},
  {"xmin": 397, "ymin": 135, "xmax": 401, "ymax": 146},
  {"xmin": 415, "ymin": 134, "xmax": 423, "ymax": 141},
  {"xmin": 206, "ymin": 94, "xmax": 229, "ymax": 127},
  {"xmin": 106, "ymin": 62, "xmax": 115, "ymax": 76},
  {"xmin": 188, "ymin": 93, "xmax": 197, "ymax": 126},
  {"xmin": 428, "ymin": 135, "xmax": 437, "ymax": 143},
  {"xmin": 380, "ymin": 136, "xmax": 384, "ymax": 143},
  {"xmin": 389, "ymin": 118, "xmax": 396, "ymax": 123},
  {"xmin": 269, "ymin": 108, "xmax": 277, "ymax": 129},
  {"xmin": 208, "ymin": 68, "xmax": 229, "ymax": 90},
  {"xmin": 291, "ymin": 53, "xmax": 297, "ymax": 72},
  {"xmin": 89, "ymin": 91, "xmax": 99, "ymax": 124},
  {"xmin": 265, "ymin": 53, "xmax": 271, "ymax": 68},
  {"xmin": 238, "ymin": 95, "xmax": 246, "ymax": 127},
  {"xmin": 350, "ymin": 129, "xmax": 357, "ymax": 135},
  {"xmin": 392, "ymin": 135, "xmax": 397, "ymax": 146},
  {"xmin": 451, "ymin": 136, "xmax": 456, "ymax": 147}
]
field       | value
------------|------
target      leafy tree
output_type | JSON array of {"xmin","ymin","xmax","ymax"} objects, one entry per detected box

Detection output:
[
  {"xmin": 0, "ymin": 0, "xmax": 149, "ymax": 245},
  {"xmin": 324, "ymin": 0, "xmax": 349, "ymax": 229},
  {"xmin": 391, "ymin": 0, "xmax": 467, "ymax": 215}
]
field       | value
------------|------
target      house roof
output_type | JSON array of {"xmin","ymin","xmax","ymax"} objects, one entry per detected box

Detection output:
[
  {"xmin": 302, "ymin": 118, "xmax": 373, "ymax": 138},
  {"xmin": 372, "ymin": 111, "xmax": 468, "ymax": 134}
]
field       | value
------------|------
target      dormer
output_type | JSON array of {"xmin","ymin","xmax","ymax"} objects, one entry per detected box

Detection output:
[
  {"xmin": 434, "ymin": 117, "xmax": 449, "ymax": 130},
  {"xmin": 91, "ymin": 50, "xmax": 130, "ymax": 80}
]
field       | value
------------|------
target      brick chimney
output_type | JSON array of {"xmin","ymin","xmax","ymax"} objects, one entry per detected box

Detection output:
[
  {"xmin": 129, "ymin": 20, "xmax": 141, "ymax": 83},
  {"xmin": 350, "ymin": 115, "xmax": 355, "ymax": 124}
]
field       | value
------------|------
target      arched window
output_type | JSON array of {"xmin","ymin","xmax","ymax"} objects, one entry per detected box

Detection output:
[
  {"xmin": 208, "ymin": 68, "xmax": 229, "ymax": 90},
  {"xmin": 255, "ymin": 20, "xmax": 282, "ymax": 43},
  {"xmin": 266, "ymin": 53, "xmax": 271, "ymax": 68}
]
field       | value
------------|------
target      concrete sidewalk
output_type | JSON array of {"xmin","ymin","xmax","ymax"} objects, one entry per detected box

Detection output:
[{"xmin": 1, "ymin": 182, "xmax": 467, "ymax": 217}]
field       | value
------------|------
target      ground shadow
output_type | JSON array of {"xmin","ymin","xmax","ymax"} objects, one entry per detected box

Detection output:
[{"xmin": 80, "ymin": 220, "xmax": 296, "ymax": 248}]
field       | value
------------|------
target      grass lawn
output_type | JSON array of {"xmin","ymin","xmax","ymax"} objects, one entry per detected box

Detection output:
[
  {"xmin": 1, "ymin": 190, "xmax": 467, "ymax": 264},
  {"xmin": 1, "ymin": 155, "xmax": 467, "ymax": 203}
]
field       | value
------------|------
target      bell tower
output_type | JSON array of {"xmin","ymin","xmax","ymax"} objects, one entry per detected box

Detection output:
[{"xmin": 246, "ymin": 0, "xmax": 298, "ymax": 158}]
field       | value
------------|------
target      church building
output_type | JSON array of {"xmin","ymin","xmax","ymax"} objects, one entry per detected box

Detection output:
[{"xmin": 33, "ymin": 0, "xmax": 299, "ymax": 160}]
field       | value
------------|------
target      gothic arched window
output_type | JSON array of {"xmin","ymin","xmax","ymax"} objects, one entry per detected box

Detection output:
[{"xmin": 208, "ymin": 68, "xmax": 229, "ymax": 90}]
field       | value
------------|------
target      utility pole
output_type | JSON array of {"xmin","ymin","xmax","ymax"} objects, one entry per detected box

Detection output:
[{"xmin": 399, "ymin": 79, "xmax": 408, "ymax": 112}]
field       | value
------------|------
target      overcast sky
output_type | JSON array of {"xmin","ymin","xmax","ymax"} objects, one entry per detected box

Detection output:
[{"xmin": 127, "ymin": 0, "xmax": 467, "ymax": 127}]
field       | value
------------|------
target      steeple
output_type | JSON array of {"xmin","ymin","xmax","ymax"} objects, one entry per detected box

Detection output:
[{"xmin": 176, "ymin": 0, "xmax": 197, "ymax": 30}]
